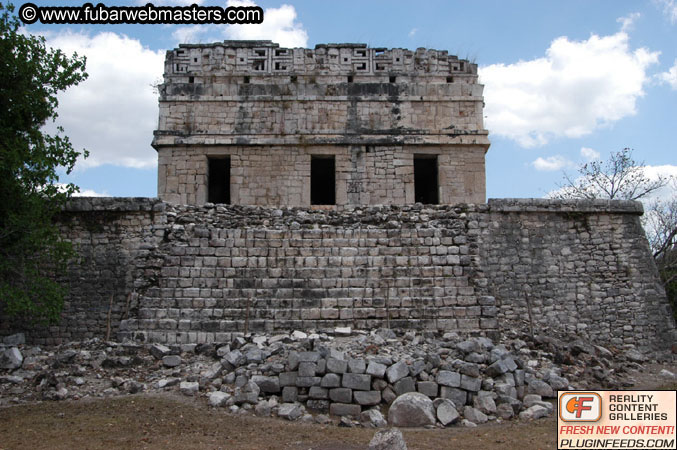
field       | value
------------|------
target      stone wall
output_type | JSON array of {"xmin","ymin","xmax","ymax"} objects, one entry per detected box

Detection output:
[
  {"xmin": 158, "ymin": 145, "xmax": 486, "ymax": 206},
  {"xmin": 119, "ymin": 202, "xmax": 495, "ymax": 345},
  {"xmin": 0, "ymin": 198, "xmax": 165, "ymax": 345},
  {"xmin": 154, "ymin": 41, "xmax": 489, "ymax": 206},
  {"xmin": 2, "ymin": 198, "xmax": 674, "ymax": 351},
  {"xmin": 481, "ymin": 199, "xmax": 675, "ymax": 350}
]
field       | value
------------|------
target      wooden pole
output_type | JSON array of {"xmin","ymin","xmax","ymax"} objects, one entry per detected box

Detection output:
[{"xmin": 105, "ymin": 293, "xmax": 114, "ymax": 341}]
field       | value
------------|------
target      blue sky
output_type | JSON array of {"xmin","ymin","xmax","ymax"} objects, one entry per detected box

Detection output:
[{"xmin": 24, "ymin": 0, "xmax": 677, "ymax": 200}]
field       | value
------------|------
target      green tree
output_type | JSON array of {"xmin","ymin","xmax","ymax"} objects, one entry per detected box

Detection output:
[{"xmin": 0, "ymin": 2, "xmax": 88, "ymax": 322}]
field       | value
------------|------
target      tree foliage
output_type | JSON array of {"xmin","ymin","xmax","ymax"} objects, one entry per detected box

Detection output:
[
  {"xmin": 555, "ymin": 148, "xmax": 670, "ymax": 201},
  {"xmin": 0, "ymin": 2, "xmax": 88, "ymax": 322}
]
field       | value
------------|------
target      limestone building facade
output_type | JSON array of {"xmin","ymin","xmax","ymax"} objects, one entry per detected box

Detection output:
[{"xmin": 153, "ymin": 41, "xmax": 489, "ymax": 206}]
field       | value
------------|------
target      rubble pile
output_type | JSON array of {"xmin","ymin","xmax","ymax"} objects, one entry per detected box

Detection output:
[{"xmin": 0, "ymin": 329, "xmax": 669, "ymax": 428}]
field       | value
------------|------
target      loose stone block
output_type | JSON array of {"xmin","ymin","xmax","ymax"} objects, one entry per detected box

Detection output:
[
  {"xmin": 527, "ymin": 379, "xmax": 554, "ymax": 398},
  {"xmin": 463, "ymin": 406, "xmax": 488, "ymax": 424},
  {"xmin": 360, "ymin": 409, "xmax": 388, "ymax": 428},
  {"xmin": 316, "ymin": 358, "xmax": 327, "ymax": 375},
  {"xmin": 342, "ymin": 373, "xmax": 372, "ymax": 391},
  {"xmin": 366, "ymin": 361, "xmax": 387, "ymax": 378},
  {"xmin": 296, "ymin": 376, "xmax": 322, "ymax": 388},
  {"xmin": 473, "ymin": 394, "xmax": 497, "ymax": 414},
  {"xmin": 460, "ymin": 375, "xmax": 482, "ymax": 392},
  {"xmin": 326, "ymin": 357, "xmax": 348, "ymax": 374},
  {"xmin": 150, "ymin": 343, "xmax": 171, "ymax": 360},
  {"xmin": 282, "ymin": 386, "xmax": 298, "ymax": 403},
  {"xmin": 496, "ymin": 403, "xmax": 515, "ymax": 419},
  {"xmin": 2, "ymin": 333, "xmax": 25, "ymax": 346},
  {"xmin": 329, "ymin": 403, "xmax": 362, "ymax": 417},
  {"xmin": 436, "ymin": 399, "xmax": 460, "ymax": 426},
  {"xmin": 459, "ymin": 362, "xmax": 480, "ymax": 378},
  {"xmin": 223, "ymin": 349, "xmax": 245, "ymax": 368},
  {"xmin": 287, "ymin": 351, "xmax": 301, "ymax": 370},
  {"xmin": 162, "ymin": 355, "xmax": 182, "ymax": 367},
  {"xmin": 417, "ymin": 381, "xmax": 439, "ymax": 398},
  {"xmin": 0, "ymin": 348, "xmax": 23, "ymax": 370},
  {"xmin": 409, "ymin": 360, "xmax": 426, "ymax": 377},
  {"xmin": 486, "ymin": 359, "xmax": 508, "ymax": 377},
  {"xmin": 368, "ymin": 428, "xmax": 407, "ymax": 449},
  {"xmin": 306, "ymin": 399, "xmax": 330, "ymax": 411},
  {"xmin": 353, "ymin": 390, "xmax": 381, "ymax": 406},
  {"xmin": 495, "ymin": 383, "xmax": 518, "ymax": 399},
  {"xmin": 437, "ymin": 370, "xmax": 461, "ymax": 387},
  {"xmin": 382, "ymin": 386, "xmax": 397, "ymax": 404},
  {"xmin": 208, "ymin": 391, "xmax": 230, "ymax": 407},
  {"xmin": 329, "ymin": 387, "xmax": 353, "ymax": 403},
  {"xmin": 298, "ymin": 351, "xmax": 321, "ymax": 362},
  {"xmin": 278, "ymin": 403, "xmax": 303, "ymax": 421},
  {"xmin": 386, "ymin": 361, "xmax": 409, "ymax": 384},
  {"xmin": 372, "ymin": 378, "xmax": 388, "ymax": 391},
  {"xmin": 388, "ymin": 392, "xmax": 436, "ymax": 427},
  {"xmin": 251, "ymin": 375, "xmax": 280, "ymax": 394},
  {"xmin": 320, "ymin": 373, "xmax": 341, "ymax": 388},
  {"xmin": 234, "ymin": 380, "xmax": 260, "ymax": 405},
  {"xmin": 279, "ymin": 372, "xmax": 298, "ymax": 387},
  {"xmin": 298, "ymin": 362, "xmax": 317, "ymax": 377},
  {"xmin": 309, "ymin": 386, "xmax": 329, "ymax": 399},
  {"xmin": 179, "ymin": 381, "xmax": 199, "ymax": 396},
  {"xmin": 440, "ymin": 386, "xmax": 467, "ymax": 406},
  {"xmin": 393, "ymin": 377, "xmax": 416, "ymax": 396},
  {"xmin": 519, "ymin": 405, "xmax": 550, "ymax": 420},
  {"xmin": 348, "ymin": 358, "xmax": 366, "ymax": 374},
  {"xmin": 503, "ymin": 356, "xmax": 518, "ymax": 372}
]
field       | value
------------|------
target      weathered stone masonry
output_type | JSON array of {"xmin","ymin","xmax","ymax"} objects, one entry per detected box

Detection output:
[
  {"xmin": 2, "ymin": 42, "xmax": 673, "ymax": 353},
  {"xmin": 4, "ymin": 198, "xmax": 674, "ymax": 352},
  {"xmin": 154, "ymin": 41, "xmax": 489, "ymax": 206}
]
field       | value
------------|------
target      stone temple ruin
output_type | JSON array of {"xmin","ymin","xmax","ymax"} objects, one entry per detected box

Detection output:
[
  {"xmin": 154, "ymin": 41, "xmax": 488, "ymax": 206},
  {"xmin": 0, "ymin": 42, "xmax": 674, "ymax": 355},
  {"xmin": 1, "ymin": 40, "xmax": 676, "ymax": 429}
]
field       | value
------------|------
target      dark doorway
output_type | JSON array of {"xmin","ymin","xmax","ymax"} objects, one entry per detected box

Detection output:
[
  {"xmin": 311, "ymin": 156, "xmax": 336, "ymax": 205},
  {"xmin": 208, "ymin": 157, "xmax": 230, "ymax": 204},
  {"xmin": 414, "ymin": 155, "xmax": 439, "ymax": 204}
]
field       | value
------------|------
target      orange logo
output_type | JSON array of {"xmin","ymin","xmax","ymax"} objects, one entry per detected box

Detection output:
[
  {"xmin": 559, "ymin": 392, "xmax": 602, "ymax": 422},
  {"xmin": 566, "ymin": 396, "xmax": 595, "ymax": 418}
]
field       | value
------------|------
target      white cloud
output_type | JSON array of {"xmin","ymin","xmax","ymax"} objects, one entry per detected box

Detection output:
[
  {"xmin": 657, "ymin": 59, "xmax": 677, "ymax": 89},
  {"xmin": 641, "ymin": 165, "xmax": 677, "ymax": 201},
  {"xmin": 546, "ymin": 164, "xmax": 677, "ymax": 202},
  {"xmin": 408, "ymin": 28, "xmax": 418, "ymax": 38},
  {"xmin": 655, "ymin": 0, "xmax": 677, "ymax": 23},
  {"xmin": 617, "ymin": 12, "xmax": 640, "ymax": 32},
  {"xmin": 479, "ymin": 27, "xmax": 660, "ymax": 147},
  {"xmin": 172, "ymin": 24, "xmax": 212, "ymax": 44},
  {"xmin": 41, "ymin": 30, "xmax": 164, "ymax": 169},
  {"xmin": 73, "ymin": 188, "xmax": 109, "ymax": 197},
  {"xmin": 580, "ymin": 147, "xmax": 601, "ymax": 161},
  {"xmin": 532, "ymin": 155, "xmax": 572, "ymax": 171},
  {"xmin": 224, "ymin": 0, "xmax": 308, "ymax": 48},
  {"xmin": 57, "ymin": 183, "xmax": 109, "ymax": 197}
]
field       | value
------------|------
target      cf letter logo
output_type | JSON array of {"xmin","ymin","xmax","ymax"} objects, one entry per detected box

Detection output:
[{"xmin": 559, "ymin": 392, "xmax": 602, "ymax": 422}]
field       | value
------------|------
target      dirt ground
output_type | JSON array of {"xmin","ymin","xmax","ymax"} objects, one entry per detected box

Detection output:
[
  {"xmin": 0, "ymin": 364, "xmax": 673, "ymax": 450},
  {"xmin": 0, "ymin": 394, "xmax": 555, "ymax": 450}
]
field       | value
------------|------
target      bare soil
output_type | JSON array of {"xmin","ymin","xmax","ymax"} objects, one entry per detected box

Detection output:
[{"xmin": 0, "ymin": 393, "xmax": 555, "ymax": 450}]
